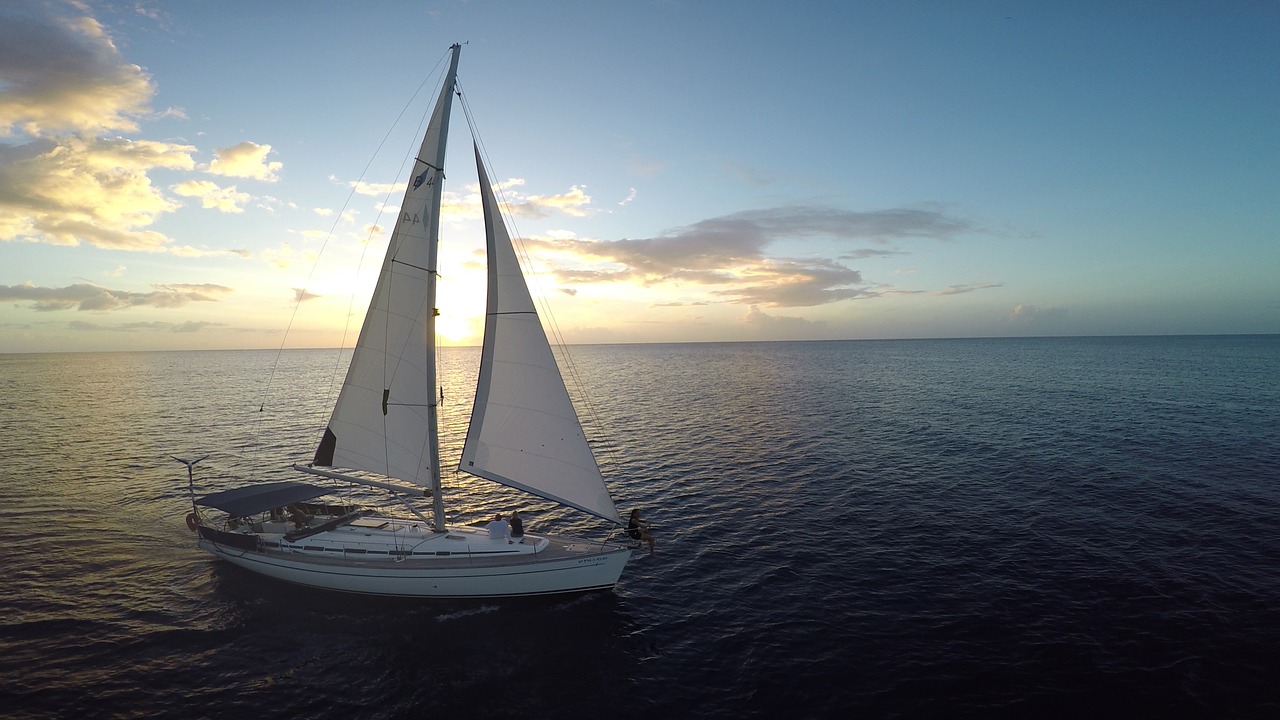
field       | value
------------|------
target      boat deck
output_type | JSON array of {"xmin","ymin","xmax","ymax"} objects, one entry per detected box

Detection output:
[{"xmin": 208, "ymin": 514, "xmax": 630, "ymax": 568}]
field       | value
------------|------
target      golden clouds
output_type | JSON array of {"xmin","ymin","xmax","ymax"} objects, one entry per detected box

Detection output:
[
  {"xmin": 0, "ymin": 2, "xmax": 282, "ymax": 252},
  {"xmin": 206, "ymin": 141, "xmax": 282, "ymax": 181},
  {"xmin": 517, "ymin": 206, "xmax": 978, "ymax": 308},
  {"xmin": 172, "ymin": 180, "xmax": 251, "ymax": 214},
  {"xmin": 520, "ymin": 186, "xmax": 592, "ymax": 218},
  {"xmin": 0, "ymin": 135, "xmax": 195, "ymax": 250},
  {"xmin": 0, "ymin": 8, "xmax": 153, "ymax": 136}
]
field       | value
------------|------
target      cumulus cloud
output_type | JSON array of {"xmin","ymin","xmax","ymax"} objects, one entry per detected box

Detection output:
[
  {"xmin": 172, "ymin": 179, "xmax": 251, "ymax": 213},
  {"xmin": 514, "ymin": 186, "xmax": 592, "ymax": 218},
  {"xmin": 0, "ymin": 1, "xmax": 153, "ymax": 135},
  {"xmin": 526, "ymin": 205, "xmax": 975, "ymax": 308},
  {"xmin": 741, "ymin": 305, "xmax": 826, "ymax": 335},
  {"xmin": 1008, "ymin": 303, "xmax": 1066, "ymax": 326},
  {"xmin": 205, "ymin": 141, "xmax": 282, "ymax": 181},
  {"xmin": 0, "ymin": 281, "xmax": 233, "ymax": 311},
  {"xmin": 0, "ymin": 2, "xmax": 284, "ymax": 252},
  {"xmin": 0, "ymin": 135, "xmax": 195, "ymax": 249},
  {"xmin": 0, "ymin": 2, "xmax": 186, "ymax": 238}
]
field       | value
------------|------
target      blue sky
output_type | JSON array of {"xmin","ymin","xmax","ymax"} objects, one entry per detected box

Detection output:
[{"xmin": 1, "ymin": 0, "xmax": 1277, "ymax": 352}]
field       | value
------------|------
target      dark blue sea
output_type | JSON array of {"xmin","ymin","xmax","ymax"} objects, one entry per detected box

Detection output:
[{"xmin": 2, "ymin": 336, "xmax": 1278, "ymax": 719}]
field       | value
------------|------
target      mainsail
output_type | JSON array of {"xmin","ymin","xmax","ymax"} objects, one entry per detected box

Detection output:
[
  {"xmin": 313, "ymin": 46, "xmax": 460, "ymax": 490},
  {"xmin": 460, "ymin": 144, "xmax": 621, "ymax": 523}
]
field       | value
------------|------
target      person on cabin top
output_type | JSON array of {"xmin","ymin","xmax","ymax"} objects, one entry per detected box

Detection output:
[
  {"xmin": 509, "ymin": 510, "xmax": 525, "ymax": 543},
  {"xmin": 486, "ymin": 513, "xmax": 511, "ymax": 543}
]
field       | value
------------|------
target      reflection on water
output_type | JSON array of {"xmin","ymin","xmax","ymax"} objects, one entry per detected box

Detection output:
[{"xmin": 3, "ymin": 338, "xmax": 1279, "ymax": 718}]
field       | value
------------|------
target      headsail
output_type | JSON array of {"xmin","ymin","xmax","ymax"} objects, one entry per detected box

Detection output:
[
  {"xmin": 313, "ymin": 45, "xmax": 461, "ymax": 491},
  {"xmin": 460, "ymin": 144, "xmax": 621, "ymax": 523}
]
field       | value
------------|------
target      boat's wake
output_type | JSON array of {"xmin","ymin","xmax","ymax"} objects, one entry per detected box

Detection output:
[{"xmin": 434, "ymin": 604, "xmax": 500, "ymax": 623}]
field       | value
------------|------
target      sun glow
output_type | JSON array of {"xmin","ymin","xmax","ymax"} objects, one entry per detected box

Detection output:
[{"xmin": 435, "ymin": 310, "xmax": 480, "ymax": 346}]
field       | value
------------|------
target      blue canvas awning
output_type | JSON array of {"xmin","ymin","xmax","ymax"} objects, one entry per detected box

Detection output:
[{"xmin": 196, "ymin": 481, "xmax": 331, "ymax": 517}]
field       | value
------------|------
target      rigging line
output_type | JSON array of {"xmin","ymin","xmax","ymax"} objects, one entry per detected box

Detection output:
[{"xmin": 457, "ymin": 83, "xmax": 622, "ymax": 478}]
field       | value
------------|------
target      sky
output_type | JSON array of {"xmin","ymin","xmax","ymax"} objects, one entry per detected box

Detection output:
[{"xmin": 1, "ymin": 0, "xmax": 1277, "ymax": 353}]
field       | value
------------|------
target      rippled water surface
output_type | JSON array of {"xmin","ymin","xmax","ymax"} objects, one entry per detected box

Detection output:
[{"xmin": 3, "ymin": 336, "xmax": 1278, "ymax": 719}]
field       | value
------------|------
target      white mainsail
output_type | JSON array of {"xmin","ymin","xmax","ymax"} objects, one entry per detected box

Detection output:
[
  {"xmin": 313, "ymin": 46, "xmax": 460, "ymax": 491},
  {"xmin": 460, "ymin": 144, "xmax": 621, "ymax": 523}
]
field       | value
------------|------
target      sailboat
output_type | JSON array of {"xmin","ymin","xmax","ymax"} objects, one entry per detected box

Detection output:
[{"xmin": 184, "ymin": 44, "xmax": 634, "ymax": 598}]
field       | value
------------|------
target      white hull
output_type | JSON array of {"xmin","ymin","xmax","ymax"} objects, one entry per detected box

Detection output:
[{"xmin": 196, "ymin": 521, "xmax": 632, "ymax": 598}]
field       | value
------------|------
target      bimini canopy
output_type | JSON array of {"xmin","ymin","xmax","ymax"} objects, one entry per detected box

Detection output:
[{"xmin": 196, "ymin": 481, "xmax": 330, "ymax": 517}]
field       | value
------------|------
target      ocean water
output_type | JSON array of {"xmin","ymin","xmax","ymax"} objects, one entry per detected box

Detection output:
[{"xmin": 2, "ymin": 336, "xmax": 1278, "ymax": 719}]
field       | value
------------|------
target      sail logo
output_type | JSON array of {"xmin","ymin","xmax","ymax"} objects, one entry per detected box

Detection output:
[{"xmin": 413, "ymin": 169, "xmax": 430, "ymax": 188}]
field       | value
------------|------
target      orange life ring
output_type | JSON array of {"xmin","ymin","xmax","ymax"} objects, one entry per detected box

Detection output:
[{"xmin": 186, "ymin": 512, "xmax": 199, "ymax": 532}]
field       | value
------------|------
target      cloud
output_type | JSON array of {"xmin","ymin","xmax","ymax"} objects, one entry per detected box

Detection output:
[
  {"xmin": 527, "ymin": 205, "xmax": 974, "ymax": 308},
  {"xmin": 514, "ymin": 186, "xmax": 592, "ymax": 218},
  {"xmin": 172, "ymin": 179, "xmax": 251, "ymax": 213},
  {"xmin": 933, "ymin": 282, "xmax": 1002, "ymax": 296},
  {"xmin": 0, "ymin": 135, "xmax": 195, "ymax": 249},
  {"xmin": 350, "ymin": 180, "xmax": 398, "ymax": 197},
  {"xmin": 356, "ymin": 175, "xmax": 590, "ymax": 222},
  {"xmin": 0, "ymin": 3, "xmax": 223, "ymax": 251},
  {"xmin": 1008, "ymin": 303, "xmax": 1067, "ymax": 326},
  {"xmin": 68, "ymin": 319, "xmax": 225, "ymax": 333},
  {"xmin": 169, "ymin": 245, "xmax": 252, "ymax": 259},
  {"xmin": 205, "ymin": 141, "xmax": 281, "ymax": 181},
  {"xmin": 841, "ymin": 248, "xmax": 908, "ymax": 260},
  {"xmin": 741, "ymin": 304, "xmax": 826, "ymax": 334},
  {"xmin": 0, "ymin": 1, "xmax": 154, "ymax": 135},
  {"xmin": 0, "ymin": 281, "xmax": 233, "ymax": 311},
  {"xmin": 260, "ymin": 242, "xmax": 316, "ymax": 269}
]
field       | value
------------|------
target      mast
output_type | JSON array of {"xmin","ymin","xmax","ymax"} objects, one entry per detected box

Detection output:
[{"xmin": 426, "ymin": 43, "xmax": 462, "ymax": 530}]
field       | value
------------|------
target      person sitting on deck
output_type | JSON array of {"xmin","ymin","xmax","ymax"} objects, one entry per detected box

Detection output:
[
  {"xmin": 288, "ymin": 505, "xmax": 311, "ymax": 529},
  {"xmin": 486, "ymin": 513, "xmax": 511, "ymax": 543},
  {"xmin": 627, "ymin": 509, "xmax": 656, "ymax": 554},
  {"xmin": 509, "ymin": 510, "xmax": 524, "ymax": 543}
]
